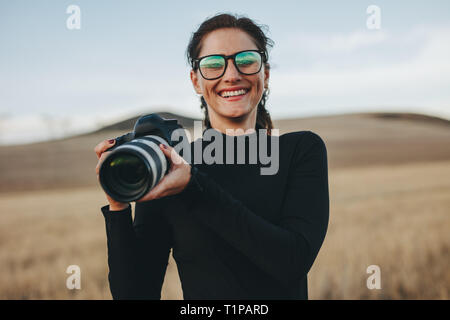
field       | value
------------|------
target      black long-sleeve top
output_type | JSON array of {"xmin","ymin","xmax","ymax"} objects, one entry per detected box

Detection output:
[{"xmin": 101, "ymin": 127, "xmax": 329, "ymax": 300}]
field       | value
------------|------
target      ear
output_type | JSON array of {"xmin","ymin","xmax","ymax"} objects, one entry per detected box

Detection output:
[{"xmin": 190, "ymin": 69, "xmax": 203, "ymax": 95}]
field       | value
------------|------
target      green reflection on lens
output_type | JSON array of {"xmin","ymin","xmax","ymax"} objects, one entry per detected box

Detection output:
[
  {"xmin": 110, "ymin": 154, "xmax": 146, "ymax": 185},
  {"xmin": 200, "ymin": 56, "xmax": 225, "ymax": 69},
  {"xmin": 236, "ymin": 51, "xmax": 260, "ymax": 72}
]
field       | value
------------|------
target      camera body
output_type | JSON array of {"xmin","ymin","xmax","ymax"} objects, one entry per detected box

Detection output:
[{"xmin": 99, "ymin": 113, "xmax": 183, "ymax": 202}]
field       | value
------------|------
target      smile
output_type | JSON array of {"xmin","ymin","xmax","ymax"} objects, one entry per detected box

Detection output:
[{"xmin": 219, "ymin": 88, "xmax": 249, "ymax": 100}]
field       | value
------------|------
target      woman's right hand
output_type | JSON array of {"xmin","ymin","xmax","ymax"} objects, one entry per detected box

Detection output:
[{"xmin": 95, "ymin": 139, "xmax": 130, "ymax": 211}]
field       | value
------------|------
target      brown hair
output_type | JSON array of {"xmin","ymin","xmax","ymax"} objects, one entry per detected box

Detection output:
[{"xmin": 186, "ymin": 13, "xmax": 274, "ymax": 134}]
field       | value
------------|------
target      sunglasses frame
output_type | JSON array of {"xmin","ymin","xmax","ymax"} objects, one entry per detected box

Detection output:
[{"xmin": 192, "ymin": 49, "xmax": 267, "ymax": 80}]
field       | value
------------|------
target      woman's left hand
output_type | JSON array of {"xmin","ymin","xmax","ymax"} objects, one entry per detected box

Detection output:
[{"xmin": 136, "ymin": 144, "xmax": 191, "ymax": 202}]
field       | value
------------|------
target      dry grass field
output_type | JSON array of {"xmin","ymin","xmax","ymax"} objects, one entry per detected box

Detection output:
[{"xmin": 0, "ymin": 112, "xmax": 449, "ymax": 299}]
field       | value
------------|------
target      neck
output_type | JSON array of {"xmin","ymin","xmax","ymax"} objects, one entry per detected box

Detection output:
[{"xmin": 208, "ymin": 107, "xmax": 257, "ymax": 136}]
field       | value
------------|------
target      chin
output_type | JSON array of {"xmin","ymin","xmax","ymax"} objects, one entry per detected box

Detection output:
[{"xmin": 221, "ymin": 107, "xmax": 249, "ymax": 119}]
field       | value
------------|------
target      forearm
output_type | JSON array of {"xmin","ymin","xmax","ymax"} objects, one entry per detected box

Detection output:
[
  {"xmin": 102, "ymin": 205, "xmax": 146, "ymax": 299},
  {"xmin": 101, "ymin": 200, "xmax": 173, "ymax": 299}
]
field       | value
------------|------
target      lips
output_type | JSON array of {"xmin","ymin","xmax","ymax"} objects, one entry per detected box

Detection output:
[
  {"xmin": 219, "ymin": 91, "xmax": 249, "ymax": 102},
  {"xmin": 218, "ymin": 86, "xmax": 249, "ymax": 97}
]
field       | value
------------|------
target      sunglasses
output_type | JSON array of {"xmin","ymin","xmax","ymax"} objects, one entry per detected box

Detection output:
[{"xmin": 192, "ymin": 50, "xmax": 267, "ymax": 80}]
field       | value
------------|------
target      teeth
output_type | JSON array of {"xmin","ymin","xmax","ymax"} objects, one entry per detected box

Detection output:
[{"xmin": 220, "ymin": 89, "xmax": 248, "ymax": 98}]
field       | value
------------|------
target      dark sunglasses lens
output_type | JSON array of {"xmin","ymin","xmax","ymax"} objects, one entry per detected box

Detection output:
[
  {"xmin": 235, "ymin": 51, "xmax": 262, "ymax": 74},
  {"xmin": 199, "ymin": 56, "xmax": 225, "ymax": 79}
]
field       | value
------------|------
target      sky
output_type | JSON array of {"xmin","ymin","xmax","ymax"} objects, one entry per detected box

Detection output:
[{"xmin": 1, "ymin": 0, "xmax": 450, "ymax": 145}]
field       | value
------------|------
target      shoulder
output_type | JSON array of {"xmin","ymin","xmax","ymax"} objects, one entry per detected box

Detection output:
[
  {"xmin": 279, "ymin": 130, "xmax": 328, "ymax": 166},
  {"xmin": 280, "ymin": 130, "xmax": 327, "ymax": 151}
]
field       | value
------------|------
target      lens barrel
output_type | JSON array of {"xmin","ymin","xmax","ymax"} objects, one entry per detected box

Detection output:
[{"xmin": 99, "ymin": 135, "xmax": 169, "ymax": 202}]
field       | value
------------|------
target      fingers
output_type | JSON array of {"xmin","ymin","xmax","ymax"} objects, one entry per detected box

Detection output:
[
  {"xmin": 137, "ymin": 186, "xmax": 160, "ymax": 202},
  {"xmin": 159, "ymin": 144, "xmax": 186, "ymax": 165},
  {"xmin": 94, "ymin": 139, "xmax": 116, "ymax": 159},
  {"xmin": 137, "ymin": 174, "xmax": 171, "ymax": 202},
  {"xmin": 95, "ymin": 151, "xmax": 110, "ymax": 176},
  {"xmin": 138, "ymin": 186, "xmax": 172, "ymax": 202},
  {"xmin": 94, "ymin": 139, "xmax": 116, "ymax": 178},
  {"xmin": 136, "ymin": 146, "xmax": 191, "ymax": 202},
  {"xmin": 137, "ymin": 190, "xmax": 156, "ymax": 202}
]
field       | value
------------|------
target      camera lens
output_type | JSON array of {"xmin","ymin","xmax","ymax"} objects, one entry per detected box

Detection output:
[
  {"xmin": 101, "ymin": 151, "xmax": 151, "ymax": 202},
  {"xmin": 111, "ymin": 154, "xmax": 147, "ymax": 186},
  {"xmin": 99, "ymin": 135, "xmax": 168, "ymax": 202}
]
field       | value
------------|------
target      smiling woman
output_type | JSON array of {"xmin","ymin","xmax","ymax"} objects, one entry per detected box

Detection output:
[
  {"xmin": 95, "ymin": 12, "xmax": 329, "ymax": 300},
  {"xmin": 187, "ymin": 14, "xmax": 274, "ymax": 134}
]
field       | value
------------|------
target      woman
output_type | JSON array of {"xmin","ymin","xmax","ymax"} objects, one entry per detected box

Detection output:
[{"xmin": 95, "ymin": 13, "xmax": 329, "ymax": 300}]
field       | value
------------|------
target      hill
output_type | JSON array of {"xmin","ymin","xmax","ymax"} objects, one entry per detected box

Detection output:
[
  {"xmin": 0, "ymin": 111, "xmax": 448, "ymax": 193},
  {"xmin": 90, "ymin": 111, "xmax": 200, "ymax": 133}
]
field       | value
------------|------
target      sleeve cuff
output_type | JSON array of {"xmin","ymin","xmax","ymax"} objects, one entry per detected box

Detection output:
[{"xmin": 101, "ymin": 203, "xmax": 132, "ymax": 222}]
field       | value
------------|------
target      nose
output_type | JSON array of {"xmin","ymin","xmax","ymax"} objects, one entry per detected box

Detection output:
[{"xmin": 222, "ymin": 58, "xmax": 241, "ymax": 82}]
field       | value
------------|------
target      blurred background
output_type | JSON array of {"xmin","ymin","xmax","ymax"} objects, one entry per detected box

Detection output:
[{"xmin": 0, "ymin": 0, "xmax": 449, "ymax": 299}]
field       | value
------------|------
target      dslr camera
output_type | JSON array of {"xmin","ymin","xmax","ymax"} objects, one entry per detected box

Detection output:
[{"xmin": 99, "ymin": 113, "xmax": 183, "ymax": 202}]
